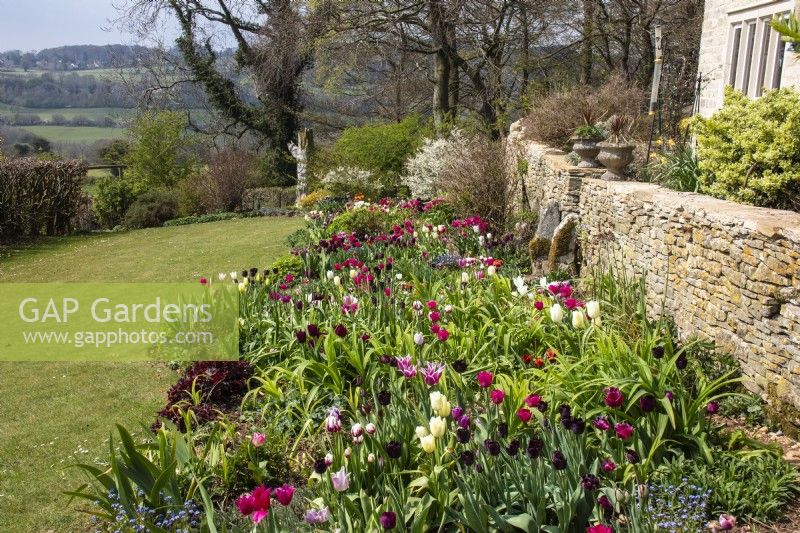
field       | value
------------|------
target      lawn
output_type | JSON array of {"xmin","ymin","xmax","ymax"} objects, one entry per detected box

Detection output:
[
  {"xmin": 0, "ymin": 102, "xmax": 134, "ymax": 122},
  {"xmin": 0, "ymin": 216, "xmax": 302, "ymax": 532}
]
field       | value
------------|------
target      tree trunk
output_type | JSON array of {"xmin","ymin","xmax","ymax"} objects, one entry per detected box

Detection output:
[
  {"xmin": 433, "ymin": 49, "xmax": 451, "ymax": 127},
  {"xmin": 581, "ymin": 0, "xmax": 595, "ymax": 84}
]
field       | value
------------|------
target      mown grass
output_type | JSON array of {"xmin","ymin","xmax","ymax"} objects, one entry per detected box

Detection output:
[{"xmin": 0, "ymin": 216, "xmax": 301, "ymax": 532}]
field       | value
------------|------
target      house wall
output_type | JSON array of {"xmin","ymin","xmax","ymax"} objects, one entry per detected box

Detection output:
[
  {"xmin": 510, "ymin": 128, "xmax": 800, "ymax": 430},
  {"xmin": 697, "ymin": 0, "xmax": 800, "ymax": 117}
]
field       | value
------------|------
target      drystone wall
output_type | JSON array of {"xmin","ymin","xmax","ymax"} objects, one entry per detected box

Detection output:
[{"xmin": 513, "ymin": 132, "xmax": 800, "ymax": 427}]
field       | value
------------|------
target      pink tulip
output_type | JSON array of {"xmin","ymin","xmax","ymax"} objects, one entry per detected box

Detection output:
[
  {"xmin": 490, "ymin": 389, "xmax": 505, "ymax": 404},
  {"xmin": 251, "ymin": 432, "xmax": 266, "ymax": 447},
  {"xmin": 477, "ymin": 371, "xmax": 494, "ymax": 388}
]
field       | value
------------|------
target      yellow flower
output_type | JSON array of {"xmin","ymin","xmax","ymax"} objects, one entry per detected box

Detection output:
[{"xmin": 420, "ymin": 434, "xmax": 436, "ymax": 453}]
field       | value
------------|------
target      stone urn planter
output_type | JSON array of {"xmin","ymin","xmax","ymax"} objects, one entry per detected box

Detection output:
[
  {"xmin": 570, "ymin": 137, "xmax": 602, "ymax": 168},
  {"xmin": 596, "ymin": 142, "xmax": 636, "ymax": 181}
]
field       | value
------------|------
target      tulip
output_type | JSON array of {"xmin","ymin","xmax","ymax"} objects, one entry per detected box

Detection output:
[
  {"xmin": 380, "ymin": 511, "xmax": 397, "ymax": 530},
  {"xmin": 601, "ymin": 458, "xmax": 616, "ymax": 473},
  {"xmin": 717, "ymin": 514, "xmax": 737, "ymax": 530},
  {"xmin": 461, "ymin": 271, "xmax": 469, "ymax": 284},
  {"xmin": 351, "ymin": 423, "xmax": 363, "ymax": 438},
  {"xmin": 594, "ymin": 416, "xmax": 611, "ymax": 431},
  {"xmin": 581, "ymin": 474, "xmax": 600, "ymax": 491},
  {"xmin": 326, "ymin": 270, "xmax": 334, "ymax": 280},
  {"xmin": 614, "ymin": 422, "xmax": 634, "ymax": 440},
  {"xmin": 415, "ymin": 425, "xmax": 429, "ymax": 439},
  {"xmin": 706, "ymin": 401, "xmax": 719, "ymax": 414},
  {"xmin": 550, "ymin": 303, "xmax": 564, "ymax": 323},
  {"xmin": 487, "ymin": 265, "xmax": 496, "ymax": 276},
  {"xmin": 413, "ymin": 332, "xmax": 425, "ymax": 345},
  {"xmin": 251, "ymin": 432, "xmax": 266, "ymax": 447},
  {"xmin": 420, "ymin": 434, "xmax": 436, "ymax": 453},
  {"xmin": 436, "ymin": 328, "xmax": 449, "ymax": 341},
  {"xmin": 324, "ymin": 409, "xmax": 342, "ymax": 433},
  {"xmin": 639, "ymin": 394, "xmax": 657, "ymax": 412},
  {"xmin": 365, "ymin": 423, "xmax": 376, "ymax": 435},
  {"xmin": 344, "ymin": 447, "xmax": 351, "ymax": 458},
  {"xmin": 324, "ymin": 453, "xmax": 333, "ymax": 466},
  {"xmin": 572, "ymin": 310, "xmax": 587, "ymax": 328},
  {"xmin": 586, "ymin": 300, "xmax": 600, "ymax": 319},
  {"xmin": 367, "ymin": 453, "xmax": 375, "ymax": 463},
  {"xmin": 423, "ymin": 363, "xmax": 446, "ymax": 387},
  {"xmin": 333, "ymin": 275, "xmax": 341, "ymax": 286},
  {"xmin": 603, "ymin": 387, "xmax": 624, "ymax": 408},
  {"xmin": 476, "ymin": 371, "xmax": 493, "ymax": 388},
  {"xmin": 587, "ymin": 525, "xmax": 613, "ymax": 533},
  {"xmin": 429, "ymin": 416, "xmax": 446, "ymax": 438},
  {"xmin": 534, "ymin": 300, "xmax": 544, "ymax": 310},
  {"xmin": 525, "ymin": 394, "xmax": 542, "ymax": 407},
  {"xmin": 304, "ymin": 507, "xmax": 331, "ymax": 524},
  {"xmin": 490, "ymin": 389, "xmax": 505, "ymax": 404},
  {"xmin": 218, "ymin": 272, "xmax": 227, "ymax": 281},
  {"xmin": 429, "ymin": 391, "xmax": 451, "ymax": 417},
  {"xmin": 274, "ymin": 484, "xmax": 295, "ymax": 506},
  {"xmin": 385, "ymin": 441, "xmax": 402, "ymax": 459},
  {"xmin": 517, "ymin": 407, "xmax": 532, "ymax": 423},
  {"xmin": 230, "ymin": 271, "xmax": 238, "ymax": 280},
  {"xmin": 551, "ymin": 450, "xmax": 567, "ymax": 470},
  {"xmin": 330, "ymin": 467, "xmax": 350, "ymax": 492}
]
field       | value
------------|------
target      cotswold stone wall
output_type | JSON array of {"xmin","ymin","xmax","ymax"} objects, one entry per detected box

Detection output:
[{"xmin": 518, "ymin": 138, "xmax": 800, "ymax": 421}]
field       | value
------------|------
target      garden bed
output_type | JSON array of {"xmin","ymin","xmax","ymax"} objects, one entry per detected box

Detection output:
[{"xmin": 72, "ymin": 198, "xmax": 799, "ymax": 532}]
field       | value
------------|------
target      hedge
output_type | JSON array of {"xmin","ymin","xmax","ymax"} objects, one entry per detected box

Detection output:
[{"xmin": 0, "ymin": 158, "xmax": 87, "ymax": 239}]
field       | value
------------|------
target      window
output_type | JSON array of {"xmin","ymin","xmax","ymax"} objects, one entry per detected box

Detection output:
[{"xmin": 725, "ymin": 1, "xmax": 792, "ymax": 97}]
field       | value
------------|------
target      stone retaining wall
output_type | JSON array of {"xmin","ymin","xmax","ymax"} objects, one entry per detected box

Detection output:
[{"xmin": 516, "ymin": 135, "xmax": 800, "ymax": 424}]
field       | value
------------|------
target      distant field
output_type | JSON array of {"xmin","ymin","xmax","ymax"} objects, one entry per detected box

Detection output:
[
  {"xmin": 0, "ymin": 102, "xmax": 134, "ymax": 122},
  {"xmin": 19, "ymin": 125, "xmax": 125, "ymax": 144},
  {"xmin": 0, "ymin": 67, "xmax": 138, "ymax": 81}
]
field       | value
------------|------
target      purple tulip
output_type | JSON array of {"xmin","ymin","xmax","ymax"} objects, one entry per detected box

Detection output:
[{"xmin": 379, "ymin": 511, "xmax": 397, "ymax": 530}]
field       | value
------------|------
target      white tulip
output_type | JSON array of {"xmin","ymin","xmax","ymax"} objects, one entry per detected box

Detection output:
[
  {"xmin": 333, "ymin": 276, "xmax": 341, "ymax": 286},
  {"xmin": 230, "ymin": 271, "xmax": 239, "ymax": 280},
  {"xmin": 420, "ymin": 434, "xmax": 436, "ymax": 453},
  {"xmin": 586, "ymin": 300, "xmax": 600, "ymax": 320},
  {"xmin": 572, "ymin": 310, "xmax": 588, "ymax": 329},
  {"xmin": 349, "ymin": 269, "xmax": 357, "ymax": 279},
  {"xmin": 414, "ymin": 332, "xmax": 425, "ymax": 345},
  {"xmin": 487, "ymin": 265, "xmax": 496, "ymax": 276},
  {"xmin": 461, "ymin": 272, "xmax": 469, "ymax": 284},
  {"xmin": 415, "ymin": 425, "xmax": 429, "ymax": 439},
  {"xmin": 218, "ymin": 272, "xmax": 227, "ymax": 281},
  {"xmin": 539, "ymin": 276, "xmax": 548, "ymax": 288},
  {"xmin": 429, "ymin": 416, "xmax": 446, "ymax": 438},
  {"xmin": 395, "ymin": 273, "xmax": 403, "ymax": 280},
  {"xmin": 326, "ymin": 270, "xmax": 334, "ymax": 280},
  {"xmin": 550, "ymin": 303, "xmax": 564, "ymax": 323}
]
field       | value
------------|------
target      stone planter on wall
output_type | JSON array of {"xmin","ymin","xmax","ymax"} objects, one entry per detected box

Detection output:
[
  {"xmin": 570, "ymin": 137, "xmax": 602, "ymax": 168},
  {"xmin": 596, "ymin": 142, "xmax": 635, "ymax": 180}
]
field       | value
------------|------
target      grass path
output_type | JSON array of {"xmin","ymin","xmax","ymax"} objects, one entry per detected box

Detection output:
[{"xmin": 0, "ymin": 216, "xmax": 301, "ymax": 532}]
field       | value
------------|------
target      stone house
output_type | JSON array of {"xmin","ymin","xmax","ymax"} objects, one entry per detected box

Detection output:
[{"xmin": 697, "ymin": 0, "xmax": 800, "ymax": 116}]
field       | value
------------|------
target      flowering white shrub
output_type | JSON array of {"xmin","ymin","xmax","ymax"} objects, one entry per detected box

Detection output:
[
  {"xmin": 403, "ymin": 130, "xmax": 465, "ymax": 198},
  {"xmin": 321, "ymin": 166, "xmax": 376, "ymax": 197}
]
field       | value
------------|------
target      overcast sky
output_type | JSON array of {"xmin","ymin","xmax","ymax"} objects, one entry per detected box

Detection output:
[{"xmin": 0, "ymin": 0, "xmax": 146, "ymax": 51}]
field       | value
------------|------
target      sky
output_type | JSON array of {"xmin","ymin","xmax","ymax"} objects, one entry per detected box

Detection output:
[{"xmin": 0, "ymin": 0, "xmax": 148, "ymax": 51}]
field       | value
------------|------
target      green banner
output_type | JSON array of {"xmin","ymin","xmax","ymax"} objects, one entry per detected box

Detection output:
[{"xmin": 0, "ymin": 283, "xmax": 239, "ymax": 361}]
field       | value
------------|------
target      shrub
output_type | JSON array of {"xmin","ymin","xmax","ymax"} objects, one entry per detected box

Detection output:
[
  {"xmin": 123, "ymin": 189, "xmax": 180, "ymax": 229},
  {"xmin": 522, "ymin": 75, "xmax": 646, "ymax": 148},
  {"xmin": 197, "ymin": 149, "xmax": 260, "ymax": 212},
  {"xmin": 125, "ymin": 111, "xmax": 197, "ymax": 189},
  {"xmin": 267, "ymin": 254, "xmax": 305, "ymax": 279},
  {"xmin": 326, "ymin": 207, "xmax": 400, "ymax": 237},
  {"xmin": 298, "ymin": 188, "xmax": 331, "ymax": 209},
  {"xmin": 693, "ymin": 87, "xmax": 800, "ymax": 211},
  {"xmin": 328, "ymin": 115, "xmax": 425, "ymax": 192},
  {"xmin": 93, "ymin": 176, "xmax": 140, "ymax": 228},
  {"xmin": 321, "ymin": 167, "xmax": 379, "ymax": 199},
  {"xmin": 403, "ymin": 129, "xmax": 464, "ymax": 198},
  {"xmin": 0, "ymin": 158, "xmax": 87, "ymax": 238},
  {"xmin": 437, "ymin": 134, "xmax": 516, "ymax": 231}
]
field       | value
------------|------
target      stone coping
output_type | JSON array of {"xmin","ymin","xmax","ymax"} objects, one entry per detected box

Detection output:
[{"xmin": 526, "ymin": 141, "xmax": 800, "ymax": 241}]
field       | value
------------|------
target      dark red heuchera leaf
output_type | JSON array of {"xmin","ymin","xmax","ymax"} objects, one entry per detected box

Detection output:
[{"xmin": 153, "ymin": 361, "xmax": 253, "ymax": 432}]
